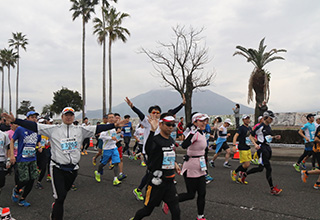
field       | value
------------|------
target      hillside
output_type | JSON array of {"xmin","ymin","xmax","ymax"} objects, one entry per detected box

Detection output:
[{"xmin": 78, "ymin": 89, "xmax": 254, "ymax": 119}]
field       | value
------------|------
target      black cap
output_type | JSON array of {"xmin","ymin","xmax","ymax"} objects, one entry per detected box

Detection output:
[
  {"xmin": 263, "ymin": 110, "xmax": 275, "ymax": 119},
  {"xmin": 306, "ymin": 114, "xmax": 316, "ymax": 119}
]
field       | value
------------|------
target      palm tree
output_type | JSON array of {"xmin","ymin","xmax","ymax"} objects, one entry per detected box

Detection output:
[
  {"xmin": 9, "ymin": 32, "xmax": 28, "ymax": 117},
  {"xmin": 70, "ymin": 0, "xmax": 98, "ymax": 118},
  {"xmin": 233, "ymin": 38, "xmax": 286, "ymax": 123},
  {"xmin": 0, "ymin": 56, "xmax": 4, "ymax": 113},
  {"xmin": 93, "ymin": 0, "xmax": 117, "ymax": 116},
  {"xmin": 105, "ymin": 7, "xmax": 130, "ymax": 112},
  {"xmin": 0, "ymin": 49, "xmax": 18, "ymax": 113}
]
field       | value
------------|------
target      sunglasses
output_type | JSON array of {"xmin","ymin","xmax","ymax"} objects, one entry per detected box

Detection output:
[
  {"xmin": 164, "ymin": 122, "xmax": 176, "ymax": 127},
  {"xmin": 63, "ymin": 108, "xmax": 75, "ymax": 113},
  {"xmin": 151, "ymin": 110, "xmax": 160, "ymax": 114}
]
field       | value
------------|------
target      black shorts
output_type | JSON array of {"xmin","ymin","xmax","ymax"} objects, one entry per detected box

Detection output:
[
  {"xmin": 217, "ymin": 142, "xmax": 229, "ymax": 153},
  {"xmin": 144, "ymin": 180, "xmax": 179, "ymax": 207}
]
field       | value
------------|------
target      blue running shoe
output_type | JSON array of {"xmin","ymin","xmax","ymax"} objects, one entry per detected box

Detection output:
[
  {"xmin": 205, "ymin": 174, "xmax": 214, "ymax": 184},
  {"xmin": 118, "ymin": 173, "xmax": 127, "ymax": 181},
  {"xmin": 12, "ymin": 188, "xmax": 20, "ymax": 203},
  {"xmin": 18, "ymin": 200, "xmax": 31, "ymax": 207},
  {"xmin": 300, "ymin": 161, "xmax": 306, "ymax": 169}
]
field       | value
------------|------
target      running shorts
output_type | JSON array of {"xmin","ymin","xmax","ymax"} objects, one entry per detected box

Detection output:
[{"xmin": 239, "ymin": 149, "xmax": 252, "ymax": 163}]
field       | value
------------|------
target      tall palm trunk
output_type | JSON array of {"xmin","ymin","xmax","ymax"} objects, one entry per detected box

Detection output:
[
  {"xmin": 15, "ymin": 47, "xmax": 20, "ymax": 117},
  {"xmin": 8, "ymin": 67, "xmax": 12, "ymax": 113},
  {"xmin": 102, "ymin": 7, "xmax": 107, "ymax": 116},
  {"xmin": 82, "ymin": 18, "xmax": 86, "ymax": 118},
  {"xmin": 1, "ymin": 69, "xmax": 4, "ymax": 112},
  {"xmin": 102, "ymin": 39, "xmax": 106, "ymax": 116},
  {"xmin": 108, "ymin": 36, "xmax": 112, "ymax": 113}
]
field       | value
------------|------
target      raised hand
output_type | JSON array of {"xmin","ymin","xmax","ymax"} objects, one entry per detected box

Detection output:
[
  {"xmin": 1, "ymin": 112, "xmax": 15, "ymax": 123},
  {"xmin": 125, "ymin": 97, "xmax": 133, "ymax": 108},
  {"xmin": 148, "ymin": 114, "xmax": 159, "ymax": 132}
]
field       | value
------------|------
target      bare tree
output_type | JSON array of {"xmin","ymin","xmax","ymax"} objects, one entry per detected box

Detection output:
[{"xmin": 141, "ymin": 25, "xmax": 215, "ymax": 124}]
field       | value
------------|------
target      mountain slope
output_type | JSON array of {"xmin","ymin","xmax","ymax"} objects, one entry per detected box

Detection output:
[{"xmin": 80, "ymin": 89, "xmax": 253, "ymax": 119}]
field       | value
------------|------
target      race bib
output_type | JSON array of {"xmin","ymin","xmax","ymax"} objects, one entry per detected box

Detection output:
[
  {"xmin": 124, "ymin": 127, "xmax": 131, "ymax": 133},
  {"xmin": 170, "ymin": 132, "xmax": 177, "ymax": 140},
  {"xmin": 139, "ymin": 135, "xmax": 144, "ymax": 142},
  {"xmin": 162, "ymin": 151, "xmax": 176, "ymax": 170},
  {"xmin": 61, "ymin": 138, "xmax": 78, "ymax": 154},
  {"xmin": 199, "ymin": 156, "xmax": 207, "ymax": 171},
  {"xmin": 311, "ymin": 131, "xmax": 315, "ymax": 140},
  {"xmin": 22, "ymin": 146, "xmax": 36, "ymax": 158},
  {"xmin": 265, "ymin": 135, "xmax": 273, "ymax": 143},
  {"xmin": 245, "ymin": 137, "xmax": 252, "ymax": 145},
  {"xmin": 205, "ymin": 133, "xmax": 210, "ymax": 141}
]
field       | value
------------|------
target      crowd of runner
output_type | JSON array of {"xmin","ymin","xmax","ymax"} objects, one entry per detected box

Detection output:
[{"xmin": 0, "ymin": 98, "xmax": 319, "ymax": 220}]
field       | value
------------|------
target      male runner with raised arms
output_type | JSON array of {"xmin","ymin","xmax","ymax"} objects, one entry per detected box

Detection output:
[{"xmin": 125, "ymin": 95, "xmax": 185, "ymax": 201}]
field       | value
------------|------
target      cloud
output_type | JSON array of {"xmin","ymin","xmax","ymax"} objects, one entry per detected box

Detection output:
[{"xmin": 0, "ymin": 0, "xmax": 319, "ymax": 116}]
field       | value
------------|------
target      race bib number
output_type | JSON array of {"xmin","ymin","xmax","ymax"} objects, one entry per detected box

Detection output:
[
  {"xmin": 61, "ymin": 138, "xmax": 78, "ymax": 154},
  {"xmin": 124, "ymin": 127, "xmax": 131, "ymax": 133},
  {"xmin": 199, "ymin": 156, "xmax": 207, "ymax": 171},
  {"xmin": 265, "ymin": 135, "xmax": 273, "ymax": 143},
  {"xmin": 245, "ymin": 137, "xmax": 252, "ymax": 145},
  {"xmin": 205, "ymin": 133, "xmax": 210, "ymax": 141},
  {"xmin": 22, "ymin": 146, "xmax": 36, "ymax": 158},
  {"xmin": 170, "ymin": 132, "xmax": 177, "ymax": 140},
  {"xmin": 311, "ymin": 131, "xmax": 315, "ymax": 140},
  {"xmin": 162, "ymin": 151, "xmax": 176, "ymax": 170}
]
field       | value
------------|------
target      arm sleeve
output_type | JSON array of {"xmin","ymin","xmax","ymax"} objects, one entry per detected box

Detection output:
[
  {"xmin": 14, "ymin": 118, "xmax": 38, "ymax": 132},
  {"xmin": 132, "ymin": 106, "xmax": 145, "ymax": 121},
  {"xmin": 99, "ymin": 131, "xmax": 112, "ymax": 141},
  {"xmin": 181, "ymin": 133, "xmax": 195, "ymax": 149},
  {"xmin": 145, "ymin": 131, "xmax": 155, "ymax": 155},
  {"xmin": 95, "ymin": 124, "xmax": 116, "ymax": 134},
  {"xmin": 168, "ymin": 103, "xmax": 184, "ymax": 115}
]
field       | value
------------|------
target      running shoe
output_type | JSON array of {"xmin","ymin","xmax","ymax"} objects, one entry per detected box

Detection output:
[
  {"xmin": 94, "ymin": 171, "xmax": 101, "ymax": 183},
  {"xmin": 301, "ymin": 170, "xmax": 308, "ymax": 183},
  {"xmin": 162, "ymin": 202, "xmax": 169, "ymax": 215},
  {"xmin": 223, "ymin": 162, "xmax": 231, "ymax": 168},
  {"xmin": 313, "ymin": 183, "xmax": 320, "ymax": 190},
  {"xmin": 18, "ymin": 200, "xmax": 31, "ymax": 207},
  {"xmin": 252, "ymin": 158, "xmax": 259, "ymax": 165},
  {"xmin": 46, "ymin": 175, "xmax": 52, "ymax": 182},
  {"xmin": 118, "ymin": 173, "xmax": 127, "ymax": 181},
  {"xmin": 141, "ymin": 161, "xmax": 146, "ymax": 167},
  {"xmin": 113, "ymin": 177, "xmax": 121, "ymax": 186},
  {"xmin": 209, "ymin": 160, "xmax": 215, "ymax": 168},
  {"xmin": 12, "ymin": 188, "xmax": 20, "ymax": 203},
  {"xmin": 230, "ymin": 170, "xmax": 237, "ymax": 182},
  {"xmin": 71, "ymin": 185, "xmax": 77, "ymax": 191},
  {"xmin": 129, "ymin": 155, "xmax": 134, "ymax": 160},
  {"xmin": 133, "ymin": 188, "xmax": 144, "ymax": 201},
  {"xmin": 196, "ymin": 217, "xmax": 207, "ymax": 220},
  {"xmin": 84, "ymin": 150, "xmax": 88, "ymax": 155},
  {"xmin": 205, "ymin": 174, "xmax": 214, "ymax": 184},
  {"xmin": 35, "ymin": 181, "xmax": 44, "ymax": 189},
  {"xmin": 92, "ymin": 157, "xmax": 96, "ymax": 166},
  {"xmin": 293, "ymin": 163, "xmax": 300, "ymax": 172},
  {"xmin": 300, "ymin": 161, "xmax": 306, "ymax": 169},
  {"xmin": 109, "ymin": 164, "xmax": 114, "ymax": 170},
  {"xmin": 129, "ymin": 218, "xmax": 134, "ymax": 220},
  {"xmin": 270, "ymin": 185, "xmax": 282, "ymax": 195},
  {"xmin": 238, "ymin": 172, "xmax": 248, "ymax": 184},
  {"xmin": 81, "ymin": 151, "xmax": 85, "ymax": 156}
]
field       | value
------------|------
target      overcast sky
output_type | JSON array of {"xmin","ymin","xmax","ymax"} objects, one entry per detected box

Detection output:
[{"xmin": 0, "ymin": 0, "xmax": 319, "ymax": 115}]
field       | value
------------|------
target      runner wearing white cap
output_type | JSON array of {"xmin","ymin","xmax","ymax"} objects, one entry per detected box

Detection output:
[{"xmin": 209, "ymin": 118, "xmax": 232, "ymax": 168}]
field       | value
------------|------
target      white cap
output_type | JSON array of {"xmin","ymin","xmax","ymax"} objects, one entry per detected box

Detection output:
[
  {"xmin": 224, "ymin": 118, "xmax": 233, "ymax": 125},
  {"xmin": 192, "ymin": 113, "xmax": 209, "ymax": 123}
]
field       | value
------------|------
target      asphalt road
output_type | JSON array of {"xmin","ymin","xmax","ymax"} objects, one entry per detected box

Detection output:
[{"xmin": 0, "ymin": 150, "xmax": 319, "ymax": 220}]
